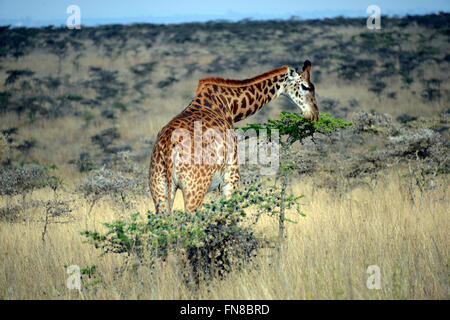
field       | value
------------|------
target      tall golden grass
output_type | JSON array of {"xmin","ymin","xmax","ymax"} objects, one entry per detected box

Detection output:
[{"xmin": 0, "ymin": 168, "xmax": 447, "ymax": 299}]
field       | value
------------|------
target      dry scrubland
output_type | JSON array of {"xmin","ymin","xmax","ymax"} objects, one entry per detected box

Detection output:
[
  {"xmin": 0, "ymin": 172, "xmax": 448, "ymax": 299},
  {"xmin": 0, "ymin": 14, "xmax": 449, "ymax": 299}
]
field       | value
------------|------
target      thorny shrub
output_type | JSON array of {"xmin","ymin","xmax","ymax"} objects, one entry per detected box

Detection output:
[
  {"xmin": 0, "ymin": 163, "xmax": 64, "ymax": 221},
  {"xmin": 80, "ymin": 177, "xmax": 304, "ymax": 284},
  {"xmin": 76, "ymin": 165, "xmax": 148, "ymax": 216},
  {"xmin": 237, "ymin": 111, "xmax": 353, "ymax": 238}
]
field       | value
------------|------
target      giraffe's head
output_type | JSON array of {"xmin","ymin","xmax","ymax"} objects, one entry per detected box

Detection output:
[{"xmin": 282, "ymin": 60, "xmax": 319, "ymax": 121}]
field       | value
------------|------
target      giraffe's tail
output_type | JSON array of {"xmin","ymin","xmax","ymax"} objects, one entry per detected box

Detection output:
[{"xmin": 149, "ymin": 143, "xmax": 174, "ymax": 215}]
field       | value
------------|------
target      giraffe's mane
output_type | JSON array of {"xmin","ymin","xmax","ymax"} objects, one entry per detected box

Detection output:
[{"xmin": 196, "ymin": 66, "xmax": 289, "ymax": 94}]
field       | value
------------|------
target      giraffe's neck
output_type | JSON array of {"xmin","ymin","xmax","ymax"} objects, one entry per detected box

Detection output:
[{"xmin": 196, "ymin": 66, "xmax": 289, "ymax": 123}]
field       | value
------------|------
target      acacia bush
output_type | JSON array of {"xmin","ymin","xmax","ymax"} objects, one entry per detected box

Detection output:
[
  {"xmin": 238, "ymin": 112, "xmax": 353, "ymax": 141},
  {"xmin": 80, "ymin": 177, "xmax": 303, "ymax": 284},
  {"xmin": 4, "ymin": 69, "xmax": 35, "ymax": 86},
  {"xmin": 76, "ymin": 164, "xmax": 148, "ymax": 219},
  {"xmin": 0, "ymin": 163, "xmax": 63, "ymax": 222},
  {"xmin": 85, "ymin": 67, "xmax": 127, "ymax": 101},
  {"xmin": 90, "ymin": 127, "xmax": 121, "ymax": 153},
  {"xmin": 238, "ymin": 112, "xmax": 353, "ymax": 238},
  {"xmin": 0, "ymin": 164, "xmax": 53, "ymax": 197}
]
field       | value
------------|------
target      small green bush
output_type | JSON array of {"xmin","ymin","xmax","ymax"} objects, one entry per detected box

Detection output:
[{"xmin": 80, "ymin": 178, "xmax": 303, "ymax": 283}]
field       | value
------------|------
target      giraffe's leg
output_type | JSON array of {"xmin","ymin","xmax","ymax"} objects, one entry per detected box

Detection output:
[
  {"xmin": 149, "ymin": 166, "xmax": 170, "ymax": 214},
  {"xmin": 221, "ymin": 131, "xmax": 240, "ymax": 199},
  {"xmin": 149, "ymin": 147, "xmax": 176, "ymax": 215},
  {"xmin": 181, "ymin": 183, "xmax": 210, "ymax": 212},
  {"xmin": 179, "ymin": 166, "xmax": 213, "ymax": 212},
  {"xmin": 152, "ymin": 180, "xmax": 177, "ymax": 215},
  {"xmin": 222, "ymin": 164, "xmax": 240, "ymax": 199}
]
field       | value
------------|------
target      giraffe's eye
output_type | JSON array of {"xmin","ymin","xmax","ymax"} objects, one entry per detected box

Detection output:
[{"xmin": 301, "ymin": 84, "xmax": 310, "ymax": 91}]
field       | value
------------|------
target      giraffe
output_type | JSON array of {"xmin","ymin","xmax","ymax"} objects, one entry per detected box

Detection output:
[{"xmin": 149, "ymin": 60, "xmax": 319, "ymax": 214}]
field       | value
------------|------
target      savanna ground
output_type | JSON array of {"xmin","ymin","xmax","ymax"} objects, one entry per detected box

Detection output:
[{"xmin": 0, "ymin": 14, "xmax": 449, "ymax": 299}]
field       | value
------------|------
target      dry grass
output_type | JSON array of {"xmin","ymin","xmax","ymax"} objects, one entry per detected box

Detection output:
[{"xmin": 0, "ymin": 169, "xmax": 447, "ymax": 299}]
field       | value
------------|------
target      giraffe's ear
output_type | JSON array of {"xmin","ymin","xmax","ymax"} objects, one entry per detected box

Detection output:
[
  {"xmin": 302, "ymin": 60, "xmax": 311, "ymax": 81},
  {"xmin": 302, "ymin": 60, "xmax": 311, "ymax": 72}
]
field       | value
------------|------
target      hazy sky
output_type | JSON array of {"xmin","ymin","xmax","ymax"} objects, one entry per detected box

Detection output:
[{"xmin": 0, "ymin": 0, "xmax": 448, "ymax": 26}]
